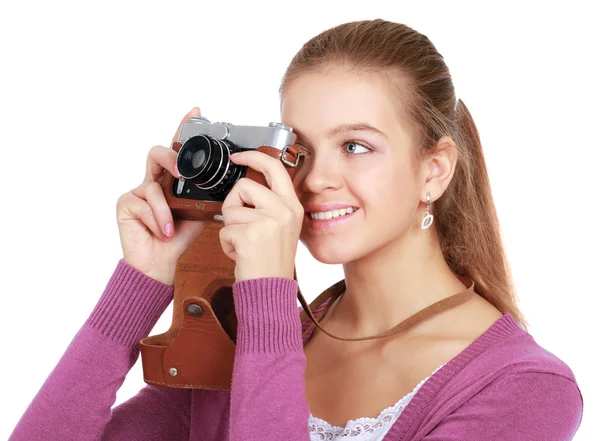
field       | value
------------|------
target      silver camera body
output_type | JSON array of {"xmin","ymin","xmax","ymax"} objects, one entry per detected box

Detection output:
[{"xmin": 172, "ymin": 116, "xmax": 297, "ymax": 202}]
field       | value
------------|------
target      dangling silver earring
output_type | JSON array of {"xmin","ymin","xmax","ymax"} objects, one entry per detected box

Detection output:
[{"xmin": 421, "ymin": 192, "xmax": 434, "ymax": 230}]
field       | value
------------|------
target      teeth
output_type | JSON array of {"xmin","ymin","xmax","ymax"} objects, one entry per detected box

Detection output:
[{"xmin": 309, "ymin": 207, "xmax": 356, "ymax": 220}]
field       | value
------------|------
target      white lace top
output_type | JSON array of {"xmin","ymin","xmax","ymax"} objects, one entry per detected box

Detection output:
[{"xmin": 307, "ymin": 363, "xmax": 446, "ymax": 441}]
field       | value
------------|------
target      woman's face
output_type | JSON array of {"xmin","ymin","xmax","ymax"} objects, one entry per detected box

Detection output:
[{"xmin": 281, "ymin": 69, "xmax": 423, "ymax": 264}]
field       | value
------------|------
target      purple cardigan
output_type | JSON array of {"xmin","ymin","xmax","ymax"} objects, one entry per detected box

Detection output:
[{"xmin": 9, "ymin": 259, "xmax": 584, "ymax": 440}]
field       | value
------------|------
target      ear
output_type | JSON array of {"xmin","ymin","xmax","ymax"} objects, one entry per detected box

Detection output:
[{"xmin": 418, "ymin": 135, "xmax": 458, "ymax": 207}]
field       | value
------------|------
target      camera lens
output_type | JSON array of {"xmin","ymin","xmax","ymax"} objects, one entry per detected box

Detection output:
[
  {"xmin": 176, "ymin": 135, "xmax": 244, "ymax": 196},
  {"xmin": 191, "ymin": 149, "xmax": 206, "ymax": 169},
  {"xmin": 177, "ymin": 135, "xmax": 216, "ymax": 180}
]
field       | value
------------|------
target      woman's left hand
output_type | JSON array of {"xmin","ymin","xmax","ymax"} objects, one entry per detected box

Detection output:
[{"xmin": 219, "ymin": 150, "xmax": 304, "ymax": 282}]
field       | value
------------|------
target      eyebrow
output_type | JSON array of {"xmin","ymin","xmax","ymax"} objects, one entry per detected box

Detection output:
[
  {"xmin": 327, "ymin": 123, "xmax": 387, "ymax": 139},
  {"xmin": 293, "ymin": 122, "xmax": 387, "ymax": 144}
]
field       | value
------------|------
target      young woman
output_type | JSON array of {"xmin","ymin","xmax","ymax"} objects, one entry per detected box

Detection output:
[{"xmin": 9, "ymin": 19, "xmax": 583, "ymax": 441}]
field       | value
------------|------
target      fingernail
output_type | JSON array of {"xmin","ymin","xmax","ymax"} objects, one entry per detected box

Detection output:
[
  {"xmin": 164, "ymin": 223, "xmax": 174, "ymax": 237},
  {"xmin": 173, "ymin": 164, "xmax": 180, "ymax": 177}
]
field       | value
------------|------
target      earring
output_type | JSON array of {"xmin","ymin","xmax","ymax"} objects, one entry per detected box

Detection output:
[{"xmin": 421, "ymin": 192, "xmax": 434, "ymax": 230}]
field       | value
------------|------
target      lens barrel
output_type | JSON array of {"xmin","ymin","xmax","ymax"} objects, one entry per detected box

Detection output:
[{"xmin": 176, "ymin": 135, "xmax": 243, "ymax": 196}]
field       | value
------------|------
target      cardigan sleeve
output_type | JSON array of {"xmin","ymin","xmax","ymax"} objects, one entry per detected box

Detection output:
[
  {"xmin": 229, "ymin": 277, "xmax": 311, "ymax": 441},
  {"xmin": 8, "ymin": 259, "xmax": 192, "ymax": 441},
  {"xmin": 421, "ymin": 371, "xmax": 584, "ymax": 441}
]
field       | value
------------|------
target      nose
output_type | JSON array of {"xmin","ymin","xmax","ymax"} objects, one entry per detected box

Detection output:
[{"xmin": 295, "ymin": 149, "xmax": 343, "ymax": 194}]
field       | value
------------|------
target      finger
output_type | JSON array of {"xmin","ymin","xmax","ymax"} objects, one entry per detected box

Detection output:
[
  {"xmin": 171, "ymin": 107, "xmax": 201, "ymax": 146},
  {"xmin": 218, "ymin": 223, "xmax": 242, "ymax": 261},
  {"xmin": 221, "ymin": 177, "xmax": 278, "ymax": 214},
  {"xmin": 230, "ymin": 150, "xmax": 296, "ymax": 199},
  {"xmin": 132, "ymin": 181, "xmax": 174, "ymax": 237},
  {"xmin": 144, "ymin": 145, "xmax": 181, "ymax": 183},
  {"xmin": 221, "ymin": 205, "xmax": 263, "ymax": 226},
  {"xmin": 118, "ymin": 191, "xmax": 166, "ymax": 240}
]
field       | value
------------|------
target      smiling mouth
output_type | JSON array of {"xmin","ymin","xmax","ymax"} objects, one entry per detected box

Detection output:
[{"xmin": 305, "ymin": 207, "xmax": 360, "ymax": 221}]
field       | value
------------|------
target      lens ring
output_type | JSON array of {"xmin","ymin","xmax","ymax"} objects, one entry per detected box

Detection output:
[
  {"xmin": 192, "ymin": 137, "xmax": 222, "ymax": 188},
  {"xmin": 195, "ymin": 139, "xmax": 232, "ymax": 190}
]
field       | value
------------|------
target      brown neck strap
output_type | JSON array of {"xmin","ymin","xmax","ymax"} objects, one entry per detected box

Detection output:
[{"xmin": 295, "ymin": 270, "xmax": 476, "ymax": 342}]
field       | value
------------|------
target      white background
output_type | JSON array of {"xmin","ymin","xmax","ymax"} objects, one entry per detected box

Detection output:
[{"xmin": 1, "ymin": 1, "xmax": 597, "ymax": 439}]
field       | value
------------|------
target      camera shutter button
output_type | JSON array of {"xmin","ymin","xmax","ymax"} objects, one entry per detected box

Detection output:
[
  {"xmin": 191, "ymin": 116, "xmax": 211, "ymax": 124},
  {"xmin": 269, "ymin": 122, "xmax": 292, "ymax": 132}
]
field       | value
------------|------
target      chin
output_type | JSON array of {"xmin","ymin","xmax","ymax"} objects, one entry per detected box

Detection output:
[{"xmin": 300, "ymin": 236, "xmax": 359, "ymax": 265}]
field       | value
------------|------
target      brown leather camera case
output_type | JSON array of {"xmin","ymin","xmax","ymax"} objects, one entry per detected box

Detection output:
[{"xmin": 139, "ymin": 142, "xmax": 307, "ymax": 390}]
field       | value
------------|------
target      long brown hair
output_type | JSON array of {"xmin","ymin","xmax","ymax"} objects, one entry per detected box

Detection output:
[{"xmin": 280, "ymin": 19, "xmax": 529, "ymax": 330}]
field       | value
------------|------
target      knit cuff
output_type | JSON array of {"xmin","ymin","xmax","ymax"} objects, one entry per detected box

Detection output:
[
  {"xmin": 86, "ymin": 259, "xmax": 174, "ymax": 346},
  {"xmin": 232, "ymin": 277, "xmax": 303, "ymax": 354}
]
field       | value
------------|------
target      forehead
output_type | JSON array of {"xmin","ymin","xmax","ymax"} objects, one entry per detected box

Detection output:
[{"xmin": 280, "ymin": 70, "xmax": 408, "ymax": 138}]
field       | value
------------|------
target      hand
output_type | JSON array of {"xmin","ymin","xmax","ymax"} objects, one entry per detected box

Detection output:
[
  {"xmin": 116, "ymin": 107, "xmax": 208, "ymax": 286},
  {"xmin": 218, "ymin": 150, "xmax": 304, "ymax": 282}
]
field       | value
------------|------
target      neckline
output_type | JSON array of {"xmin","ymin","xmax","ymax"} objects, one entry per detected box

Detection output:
[{"xmin": 308, "ymin": 362, "xmax": 447, "ymax": 435}]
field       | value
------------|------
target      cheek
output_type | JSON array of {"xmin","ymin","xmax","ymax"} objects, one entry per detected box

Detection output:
[
  {"xmin": 365, "ymin": 162, "xmax": 418, "ymax": 224},
  {"xmin": 358, "ymin": 159, "xmax": 409, "ymax": 200}
]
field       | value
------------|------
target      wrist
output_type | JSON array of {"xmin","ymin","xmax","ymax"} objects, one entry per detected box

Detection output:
[{"xmin": 121, "ymin": 258, "xmax": 174, "ymax": 287}]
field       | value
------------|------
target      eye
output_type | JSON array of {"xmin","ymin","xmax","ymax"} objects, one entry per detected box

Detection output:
[{"xmin": 343, "ymin": 141, "xmax": 371, "ymax": 155}]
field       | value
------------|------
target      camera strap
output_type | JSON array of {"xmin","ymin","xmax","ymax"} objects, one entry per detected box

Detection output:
[{"xmin": 297, "ymin": 272, "xmax": 476, "ymax": 343}]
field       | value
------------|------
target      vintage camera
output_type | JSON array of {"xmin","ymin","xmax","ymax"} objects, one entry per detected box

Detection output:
[{"xmin": 159, "ymin": 116, "xmax": 305, "ymax": 222}]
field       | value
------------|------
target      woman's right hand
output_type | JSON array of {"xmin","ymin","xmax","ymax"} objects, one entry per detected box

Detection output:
[{"xmin": 116, "ymin": 107, "xmax": 208, "ymax": 286}]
